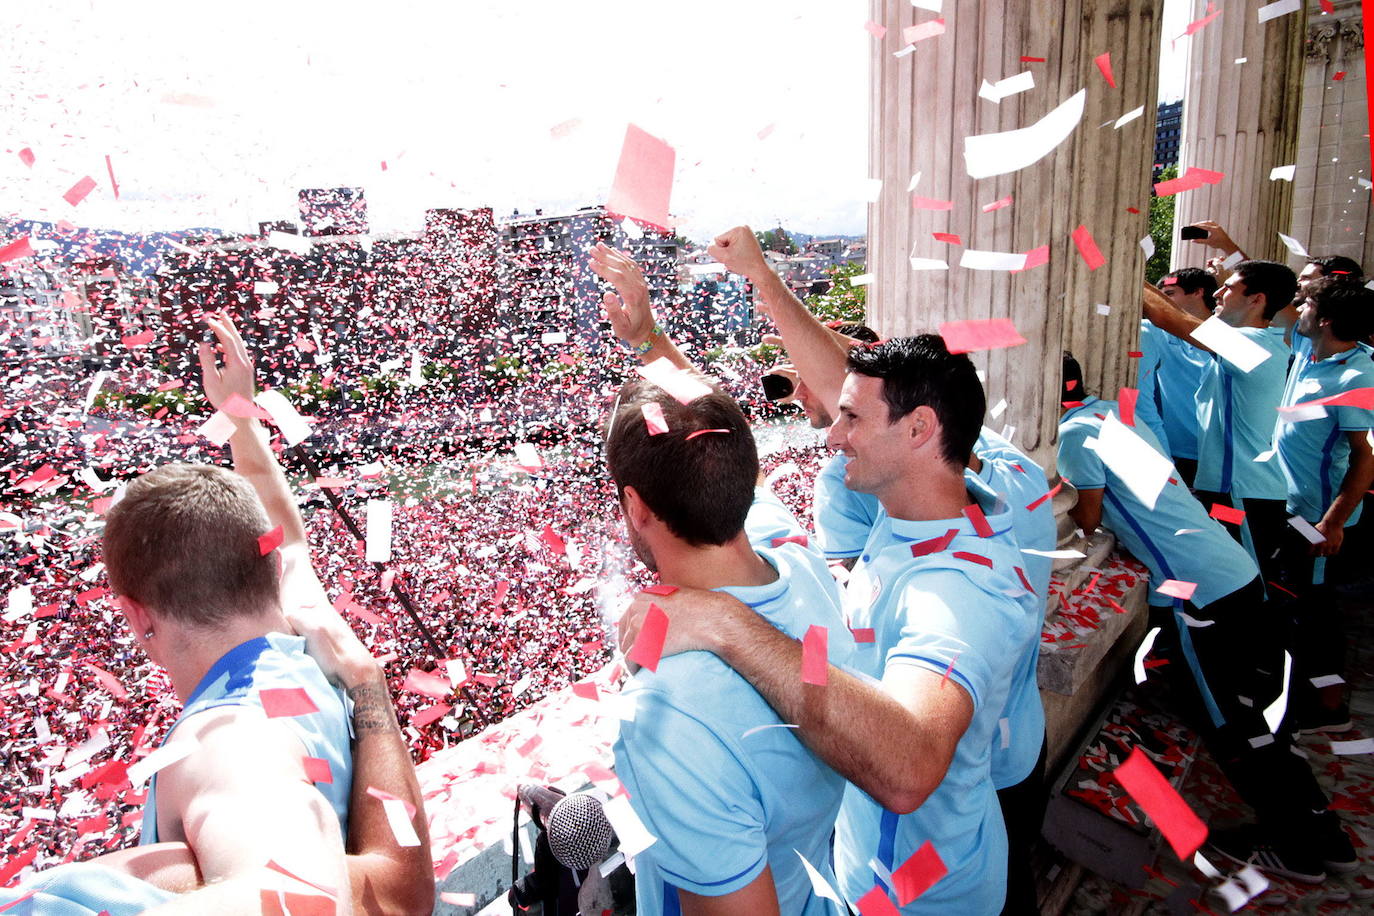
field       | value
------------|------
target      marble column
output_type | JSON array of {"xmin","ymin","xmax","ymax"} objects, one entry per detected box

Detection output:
[
  {"xmin": 1288, "ymin": 2, "xmax": 1371, "ymax": 270},
  {"xmin": 867, "ymin": 0, "xmax": 1163, "ymax": 469},
  {"xmin": 1171, "ymin": 0, "xmax": 1306, "ymax": 268}
]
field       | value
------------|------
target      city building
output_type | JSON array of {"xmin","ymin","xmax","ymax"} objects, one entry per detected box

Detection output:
[{"xmin": 1153, "ymin": 99, "xmax": 1183, "ymax": 175}]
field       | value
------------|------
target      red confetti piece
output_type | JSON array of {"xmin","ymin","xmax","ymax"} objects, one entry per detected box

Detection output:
[
  {"xmin": 1015, "ymin": 244, "xmax": 1049, "ymax": 271},
  {"xmin": 303, "ymin": 757, "xmax": 333, "ymax": 784},
  {"xmin": 938, "ymin": 653, "xmax": 961, "ymax": 688},
  {"xmin": 63, "ymin": 176, "xmax": 97, "ymax": 206},
  {"xmin": 1117, "ymin": 387, "xmax": 1138, "ymax": 426},
  {"xmin": 801, "ymin": 625, "xmax": 829, "ymax": 686},
  {"xmin": 364, "ymin": 785, "xmax": 416, "ymax": 818},
  {"xmin": 912, "ymin": 196, "xmax": 954, "ymax": 211},
  {"xmin": 1156, "ymin": 579, "xmax": 1197, "ymax": 601},
  {"xmin": 1179, "ymin": 8, "xmax": 1221, "ymax": 40},
  {"xmin": 932, "ymin": 232, "xmax": 962, "ymax": 244},
  {"xmin": 1015, "ymin": 566, "xmax": 1037, "ymax": 595},
  {"xmin": 684, "ymin": 428, "xmax": 730, "ymax": 441},
  {"xmin": 770, "ymin": 534, "xmax": 809, "ymax": 547},
  {"xmin": 1127, "ymin": 206, "xmax": 1141, "ymax": 214},
  {"xmin": 850, "ymin": 627, "xmax": 875, "ymax": 643},
  {"xmin": 962, "ymin": 503, "xmax": 993, "ymax": 538},
  {"xmin": 220, "ymin": 392, "xmax": 271, "ymax": 420},
  {"xmin": 258, "ymin": 525, "xmax": 284, "ymax": 555},
  {"xmin": 902, "ymin": 19, "xmax": 946, "ymax": 44},
  {"xmin": 1094, "ymin": 52, "xmax": 1117, "ymax": 88},
  {"xmin": 981, "ymin": 195, "xmax": 1013, "ymax": 213},
  {"xmin": 911, "ymin": 528, "xmax": 958, "ymax": 557},
  {"xmin": 1072, "ymin": 224, "xmax": 1106, "ymax": 271},
  {"xmin": 1333, "ymin": 70, "xmax": 1346, "ymax": 80},
  {"xmin": 641, "ymin": 402, "xmax": 669, "ymax": 435},
  {"xmin": 104, "ymin": 154, "xmax": 120, "ymax": 200},
  {"xmin": 1021, "ymin": 55, "xmax": 1046, "ymax": 62},
  {"xmin": 17, "ymin": 148, "xmax": 34, "ymax": 168},
  {"xmin": 938, "ymin": 318, "xmax": 1027, "ymax": 353},
  {"xmin": 864, "ymin": 20, "xmax": 887, "ymax": 39},
  {"xmin": 1026, "ymin": 481, "xmax": 1063, "ymax": 512},
  {"xmin": 259, "ymin": 687, "xmax": 319, "ymax": 718},
  {"xmin": 0, "ymin": 237, "xmax": 36, "ymax": 264},
  {"xmin": 83, "ymin": 663, "xmax": 128, "ymax": 701},
  {"xmin": 540, "ymin": 525, "xmax": 566, "ymax": 555},
  {"xmin": 401, "ymin": 669, "xmax": 451, "ymax": 700},
  {"xmin": 571, "ymin": 681, "xmax": 599, "ymax": 701},
  {"xmin": 952, "ymin": 551, "xmax": 992, "ymax": 568},
  {"xmin": 856, "ymin": 885, "xmax": 901, "ymax": 916},
  {"xmin": 643, "ymin": 584, "xmax": 678, "ymax": 596},
  {"xmin": 1209, "ymin": 503, "xmax": 1246, "ymax": 525},
  {"xmin": 627, "ymin": 603, "xmax": 669, "ymax": 672},
  {"xmin": 1127, "ymin": 350, "xmax": 1144, "ymax": 358},
  {"xmin": 606, "ymin": 124, "xmax": 675, "ymax": 231},
  {"xmin": 410, "ymin": 703, "xmax": 451, "ymax": 727},
  {"xmin": 1112, "ymin": 746, "xmax": 1208, "ymax": 860},
  {"xmin": 1154, "ymin": 166, "xmax": 1225, "ymax": 197},
  {"xmin": 892, "ymin": 840, "xmax": 948, "ymax": 904}
]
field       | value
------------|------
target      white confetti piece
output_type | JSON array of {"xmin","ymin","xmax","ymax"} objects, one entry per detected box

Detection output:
[
  {"xmin": 365, "ymin": 500, "xmax": 393, "ymax": 562},
  {"xmin": 1331, "ymin": 737, "xmax": 1374, "ymax": 755},
  {"xmin": 254, "ymin": 389, "xmax": 311, "ymax": 447},
  {"xmin": 1134, "ymin": 626, "xmax": 1161, "ymax": 684},
  {"xmin": 127, "ymin": 741, "xmax": 196, "ymax": 788},
  {"xmin": 1189, "ymin": 316, "xmax": 1273, "ymax": 372},
  {"xmin": 1262, "ymin": 651, "xmax": 1292, "ymax": 733},
  {"xmin": 964, "ymin": 89, "xmax": 1086, "ymax": 179},
  {"xmin": 602, "ymin": 795, "xmax": 657, "ymax": 857},
  {"xmin": 1269, "ymin": 165, "xmax": 1296, "ymax": 182},
  {"xmin": 1257, "ymin": 0, "xmax": 1301, "ymax": 24}
]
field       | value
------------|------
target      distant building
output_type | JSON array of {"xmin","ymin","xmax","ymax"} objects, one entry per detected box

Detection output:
[
  {"xmin": 1154, "ymin": 100, "xmax": 1183, "ymax": 175},
  {"xmin": 298, "ymin": 188, "xmax": 368, "ymax": 237}
]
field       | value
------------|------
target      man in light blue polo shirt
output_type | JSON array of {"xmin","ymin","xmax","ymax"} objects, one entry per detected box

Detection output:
[
  {"xmin": 619, "ymin": 330, "xmax": 1037, "ymax": 914},
  {"xmin": 1141, "ymin": 261, "xmax": 1296, "ymax": 578},
  {"xmin": 1058, "ymin": 353, "xmax": 1352, "ymax": 886},
  {"xmin": 1272, "ymin": 276, "xmax": 1374, "ymax": 734},
  {"xmin": 814, "ymin": 429, "xmax": 1055, "ymax": 914},
  {"xmin": 1139, "ymin": 268, "xmax": 1217, "ymax": 484},
  {"xmin": 606, "ymin": 376, "xmax": 853, "ymax": 915}
]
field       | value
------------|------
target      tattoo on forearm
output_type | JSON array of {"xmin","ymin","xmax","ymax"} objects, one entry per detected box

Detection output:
[{"xmin": 347, "ymin": 681, "xmax": 399, "ymax": 734}]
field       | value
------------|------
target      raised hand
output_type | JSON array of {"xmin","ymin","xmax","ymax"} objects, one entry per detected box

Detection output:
[
  {"xmin": 589, "ymin": 243, "xmax": 656, "ymax": 347},
  {"xmin": 197, "ymin": 313, "xmax": 256, "ymax": 412},
  {"xmin": 707, "ymin": 226, "xmax": 770, "ymax": 280}
]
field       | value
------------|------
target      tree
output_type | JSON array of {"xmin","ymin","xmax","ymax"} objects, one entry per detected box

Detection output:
[
  {"xmin": 1145, "ymin": 166, "xmax": 1176, "ymax": 284},
  {"xmin": 804, "ymin": 260, "xmax": 868, "ymax": 325}
]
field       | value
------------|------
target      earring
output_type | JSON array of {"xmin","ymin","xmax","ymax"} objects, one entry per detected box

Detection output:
[{"xmin": 143, "ymin": 630, "xmax": 154, "ymax": 640}]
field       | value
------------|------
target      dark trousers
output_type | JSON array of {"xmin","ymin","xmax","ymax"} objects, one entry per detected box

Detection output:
[
  {"xmin": 1194, "ymin": 491, "xmax": 1288, "ymax": 584},
  {"xmin": 1271, "ymin": 526, "xmax": 1351, "ymax": 714},
  {"xmin": 1150, "ymin": 579, "xmax": 1331, "ymax": 838},
  {"xmin": 997, "ymin": 735, "xmax": 1048, "ymax": 916},
  {"xmin": 1173, "ymin": 456, "xmax": 1199, "ymax": 490}
]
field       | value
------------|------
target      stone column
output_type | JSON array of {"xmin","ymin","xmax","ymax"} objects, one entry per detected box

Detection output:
[
  {"xmin": 1171, "ymin": 0, "xmax": 1306, "ymax": 268},
  {"xmin": 1288, "ymin": 3, "xmax": 1371, "ymax": 269},
  {"xmin": 867, "ymin": 0, "xmax": 1163, "ymax": 469}
]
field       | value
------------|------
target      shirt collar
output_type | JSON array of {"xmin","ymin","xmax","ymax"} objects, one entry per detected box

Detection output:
[{"xmin": 884, "ymin": 469, "xmax": 1015, "ymax": 543}]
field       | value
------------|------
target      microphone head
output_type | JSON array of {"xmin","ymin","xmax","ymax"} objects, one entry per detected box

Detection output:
[{"xmin": 546, "ymin": 793, "xmax": 614, "ymax": 870}]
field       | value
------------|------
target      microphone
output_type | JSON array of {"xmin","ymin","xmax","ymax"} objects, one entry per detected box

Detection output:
[
  {"xmin": 546, "ymin": 793, "xmax": 615, "ymax": 870},
  {"xmin": 517, "ymin": 783, "xmax": 566, "ymax": 821}
]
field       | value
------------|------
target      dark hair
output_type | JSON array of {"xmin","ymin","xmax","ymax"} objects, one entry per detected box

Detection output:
[
  {"xmin": 1233, "ymin": 260, "xmax": 1298, "ymax": 321},
  {"xmin": 1161, "ymin": 267, "xmax": 1219, "ymax": 308},
  {"xmin": 1308, "ymin": 255, "xmax": 1364, "ymax": 282},
  {"xmin": 829, "ymin": 321, "xmax": 880, "ymax": 343},
  {"xmin": 1062, "ymin": 352, "xmax": 1086, "ymax": 405},
  {"xmin": 844, "ymin": 334, "xmax": 984, "ymax": 467},
  {"xmin": 604, "ymin": 377, "xmax": 758, "ymax": 546},
  {"xmin": 104, "ymin": 464, "xmax": 279, "ymax": 626},
  {"xmin": 1306, "ymin": 276, "xmax": 1374, "ymax": 342}
]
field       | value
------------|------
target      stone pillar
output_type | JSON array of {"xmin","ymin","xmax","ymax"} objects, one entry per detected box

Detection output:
[
  {"xmin": 867, "ymin": 0, "xmax": 1163, "ymax": 469},
  {"xmin": 1171, "ymin": 0, "xmax": 1306, "ymax": 268},
  {"xmin": 1288, "ymin": 3, "xmax": 1371, "ymax": 269}
]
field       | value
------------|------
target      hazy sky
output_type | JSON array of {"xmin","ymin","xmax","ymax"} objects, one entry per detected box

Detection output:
[{"xmin": 3, "ymin": 0, "xmax": 1189, "ymax": 241}]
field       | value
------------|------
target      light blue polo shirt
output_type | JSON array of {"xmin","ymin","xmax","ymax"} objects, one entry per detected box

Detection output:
[
  {"xmin": 1133, "ymin": 325, "xmax": 1172, "ymax": 456},
  {"xmin": 142, "ymin": 633, "xmax": 354, "ymax": 844},
  {"xmin": 1193, "ymin": 325, "xmax": 1289, "ymax": 499},
  {"xmin": 834, "ymin": 473, "xmax": 1032, "ymax": 914},
  {"xmin": 615, "ymin": 497, "xmax": 854, "ymax": 915},
  {"xmin": 1057, "ymin": 399, "xmax": 1258, "ymax": 609},
  {"xmin": 816, "ymin": 436, "xmax": 1053, "ymax": 789},
  {"xmin": 1276, "ymin": 334, "xmax": 1374, "ymax": 525},
  {"xmin": 1140, "ymin": 321, "xmax": 1209, "ymax": 461}
]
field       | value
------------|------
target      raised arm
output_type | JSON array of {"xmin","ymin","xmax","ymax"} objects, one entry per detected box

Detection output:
[
  {"xmin": 1141, "ymin": 282, "xmax": 1214, "ymax": 354},
  {"xmin": 198, "ymin": 314, "xmax": 330, "ymax": 613},
  {"xmin": 1187, "ymin": 219, "xmax": 1248, "ymax": 262},
  {"xmin": 589, "ymin": 243, "xmax": 692, "ymax": 370},
  {"xmin": 285, "ymin": 603, "xmax": 435, "ymax": 914},
  {"xmin": 619, "ymin": 590, "xmax": 969, "ymax": 814},
  {"xmin": 708, "ymin": 227, "xmax": 851, "ymax": 418}
]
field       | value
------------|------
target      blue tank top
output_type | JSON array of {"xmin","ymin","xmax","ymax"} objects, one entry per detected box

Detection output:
[{"xmin": 140, "ymin": 633, "xmax": 353, "ymax": 844}]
